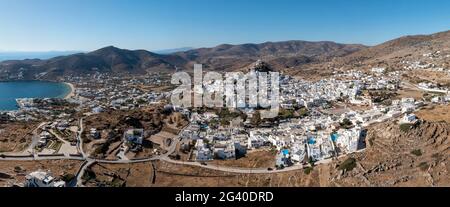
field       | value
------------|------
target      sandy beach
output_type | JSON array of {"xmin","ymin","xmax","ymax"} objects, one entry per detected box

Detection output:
[{"xmin": 64, "ymin": 82, "xmax": 76, "ymax": 99}]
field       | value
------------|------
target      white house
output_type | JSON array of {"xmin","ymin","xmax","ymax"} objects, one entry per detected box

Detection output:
[
  {"xmin": 92, "ymin": 106, "xmax": 104, "ymax": 114},
  {"xmin": 25, "ymin": 171, "xmax": 65, "ymax": 187},
  {"xmin": 195, "ymin": 148, "xmax": 213, "ymax": 161},
  {"xmin": 335, "ymin": 127, "xmax": 363, "ymax": 153},
  {"xmin": 214, "ymin": 142, "xmax": 236, "ymax": 160},
  {"xmin": 401, "ymin": 104, "xmax": 415, "ymax": 114},
  {"xmin": 123, "ymin": 129, "xmax": 144, "ymax": 145},
  {"xmin": 371, "ymin": 67, "xmax": 386, "ymax": 74},
  {"xmin": 194, "ymin": 139, "xmax": 213, "ymax": 161},
  {"xmin": 401, "ymin": 114, "xmax": 418, "ymax": 124},
  {"xmin": 90, "ymin": 128, "xmax": 101, "ymax": 139}
]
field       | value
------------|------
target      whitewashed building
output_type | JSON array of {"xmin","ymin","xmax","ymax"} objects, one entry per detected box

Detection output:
[{"xmin": 25, "ymin": 171, "xmax": 65, "ymax": 187}]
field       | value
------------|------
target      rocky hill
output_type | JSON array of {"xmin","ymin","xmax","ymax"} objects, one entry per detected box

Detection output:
[
  {"xmin": 175, "ymin": 41, "xmax": 366, "ymax": 71},
  {"xmin": 0, "ymin": 41, "xmax": 367, "ymax": 80},
  {"xmin": 328, "ymin": 30, "xmax": 450, "ymax": 70},
  {"xmin": 0, "ymin": 46, "xmax": 188, "ymax": 80},
  {"xmin": 329, "ymin": 119, "xmax": 449, "ymax": 187},
  {"xmin": 284, "ymin": 30, "xmax": 450, "ymax": 80},
  {"xmin": 1, "ymin": 30, "xmax": 449, "ymax": 80}
]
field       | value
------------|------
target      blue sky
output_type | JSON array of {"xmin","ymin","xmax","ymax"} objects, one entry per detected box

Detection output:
[{"xmin": 0, "ymin": 0, "xmax": 449, "ymax": 51}]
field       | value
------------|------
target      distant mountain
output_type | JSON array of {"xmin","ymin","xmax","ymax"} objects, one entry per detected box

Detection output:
[
  {"xmin": 0, "ymin": 51, "xmax": 83, "ymax": 61},
  {"xmin": 0, "ymin": 46, "xmax": 187, "ymax": 79},
  {"xmin": 0, "ymin": 40, "xmax": 369, "ymax": 79},
  {"xmin": 174, "ymin": 41, "xmax": 367, "ymax": 71},
  {"xmin": 177, "ymin": 41, "xmax": 365, "ymax": 59},
  {"xmin": 153, "ymin": 47, "xmax": 195, "ymax": 54}
]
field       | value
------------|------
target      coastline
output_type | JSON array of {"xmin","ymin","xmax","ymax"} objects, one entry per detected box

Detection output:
[{"xmin": 63, "ymin": 82, "xmax": 76, "ymax": 99}]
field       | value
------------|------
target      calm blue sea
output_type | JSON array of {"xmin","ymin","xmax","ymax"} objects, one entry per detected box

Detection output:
[{"xmin": 0, "ymin": 81, "xmax": 70, "ymax": 111}]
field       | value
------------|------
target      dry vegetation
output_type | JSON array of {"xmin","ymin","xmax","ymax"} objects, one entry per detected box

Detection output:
[
  {"xmin": 0, "ymin": 160, "xmax": 82, "ymax": 186},
  {"xmin": 416, "ymin": 105, "xmax": 450, "ymax": 123},
  {"xmin": 407, "ymin": 70, "xmax": 450, "ymax": 86},
  {"xmin": 0, "ymin": 122, "xmax": 38, "ymax": 153},
  {"xmin": 395, "ymin": 88, "xmax": 425, "ymax": 100},
  {"xmin": 151, "ymin": 161, "xmax": 323, "ymax": 187},
  {"xmin": 84, "ymin": 162, "xmax": 154, "ymax": 187},
  {"xmin": 334, "ymin": 119, "xmax": 449, "ymax": 187},
  {"xmin": 210, "ymin": 149, "xmax": 276, "ymax": 168},
  {"xmin": 82, "ymin": 106, "xmax": 188, "ymax": 158},
  {"xmin": 82, "ymin": 106, "xmax": 449, "ymax": 187}
]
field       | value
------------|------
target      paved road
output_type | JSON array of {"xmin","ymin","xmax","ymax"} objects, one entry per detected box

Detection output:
[
  {"xmin": 0, "ymin": 122, "xmax": 309, "ymax": 187},
  {"xmin": 75, "ymin": 160, "xmax": 96, "ymax": 187},
  {"xmin": 160, "ymin": 157, "xmax": 305, "ymax": 174},
  {"xmin": 3, "ymin": 80, "xmax": 445, "ymax": 185},
  {"xmin": 25, "ymin": 122, "xmax": 48, "ymax": 154},
  {"xmin": 0, "ymin": 148, "xmax": 304, "ymax": 175},
  {"xmin": 403, "ymin": 81, "xmax": 449, "ymax": 94},
  {"xmin": 77, "ymin": 117, "xmax": 87, "ymax": 158},
  {"xmin": 0, "ymin": 155, "xmax": 85, "ymax": 161}
]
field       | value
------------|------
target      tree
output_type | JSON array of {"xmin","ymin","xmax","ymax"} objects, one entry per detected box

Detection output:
[
  {"xmin": 297, "ymin": 108, "xmax": 309, "ymax": 117},
  {"xmin": 338, "ymin": 158, "xmax": 357, "ymax": 171},
  {"xmin": 279, "ymin": 109, "xmax": 294, "ymax": 119},
  {"xmin": 308, "ymin": 157, "xmax": 315, "ymax": 166},
  {"xmin": 61, "ymin": 173, "xmax": 76, "ymax": 182},
  {"xmin": 411, "ymin": 149, "xmax": 422, "ymax": 156},
  {"xmin": 304, "ymin": 166, "xmax": 313, "ymax": 175},
  {"xmin": 251, "ymin": 111, "xmax": 262, "ymax": 126},
  {"xmin": 400, "ymin": 123, "xmax": 413, "ymax": 132},
  {"xmin": 340, "ymin": 118, "xmax": 353, "ymax": 129}
]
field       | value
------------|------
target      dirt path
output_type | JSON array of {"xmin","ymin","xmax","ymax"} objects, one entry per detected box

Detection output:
[{"xmin": 318, "ymin": 164, "xmax": 331, "ymax": 187}]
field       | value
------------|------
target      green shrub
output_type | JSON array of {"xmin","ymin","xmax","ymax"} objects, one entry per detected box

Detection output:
[
  {"xmin": 308, "ymin": 157, "xmax": 315, "ymax": 166},
  {"xmin": 338, "ymin": 158, "xmax": 357, "ymax": 171},
  {"xmin": 303, "ymin": 167, "xmax": 313, "ymax": 175},
  {"xmin": 297, "ymin": 108, "xmax": 309, "ymax": 117},
  {"xmin": 368, "ymin": 138, "xmax": 374, "ymax": 146},
  {"xmin": 432, "ymin": 153, "xmax": 443, "ymax": 161},
  {"xmin": 61, "ymin": 173, "xmax": 76, "ymax": 182},
  {"xmin": 400, "ymin": 123, "xmax": 413, "ymax": 132},
  {"xmin": 411, "ymin": 149, "xmax": 422, "ymax": 156},
  {"xmin": 279, "ymin": 109, "xmax": 295, "ymax": 119},
  {"xmin": 340, "ymin": 118, "xmax": 353, "ymax": 128},
  {"xmin": 82, "ymin": 168, "xmax": 96, "ymax": 182},
  {"xmin": 418, "ymin": 162, "xmax": 429, "ymax": 171}
]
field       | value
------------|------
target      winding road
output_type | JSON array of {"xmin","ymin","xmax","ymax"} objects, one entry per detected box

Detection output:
[{"xmin": 0, "ymin": 118, "xmax": 309, "ymax": 187}]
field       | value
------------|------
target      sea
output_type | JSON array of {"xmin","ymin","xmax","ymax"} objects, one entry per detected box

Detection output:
[{"xmin": 0, "ymin": 81, "xmax": 71, "ymax": 111}]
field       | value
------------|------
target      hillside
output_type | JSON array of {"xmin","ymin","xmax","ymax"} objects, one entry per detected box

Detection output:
[
  {"xmin": 0, "ymin": 46, "xmax": 188, "ymax": 80},
  {"xmin": 333, "ymin": 119, "xmax": 449, "ymax": 187},
  {"xmin": 286, "ymin": 30, "xmax": 450, "ymax": 80},
  {"xmin": 1, "ymin": 30, "xmax": 449, "ymax": 80},
  {"xmin": 329, "ymin": 30, "xmax": 450, "ymax": 69},
  {"xmin": 0, "ymin": 41, "xmax": 367, "ymax": 80},
  {"xmin": 175, "ymin": 41, "xmax": 366, "ymax": 71}
]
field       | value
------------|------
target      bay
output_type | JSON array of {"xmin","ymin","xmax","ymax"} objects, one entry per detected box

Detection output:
[{"xmin": 0, "ymin": 81, "xmax": 71, "ymax": 111}]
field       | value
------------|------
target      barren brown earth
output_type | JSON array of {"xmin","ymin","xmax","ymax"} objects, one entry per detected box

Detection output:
[
  {"xmin": 80, "ymin": 117, "xmax": 448, "ymax": 187},
  {"xmin": 0, "ymin": 160, "xmax": 82, "ymax": 187},
  {"xmin": 0, "ymin": 121, "xmax": 38, "ymax": 153},
  {"xmin": 416, "ymin": 105, "xmax": 450, "ymax": 124},
  {"xmin": 210, "ymin": 149, "xmax": 276, "ymax": 169},
  {"xmin": 83, "ymin": 160, "xmax": 322, "ymax": 187},
  {"xmin": 341, "ymin": 120, "xmax": 449, "ymax": 187},
  {"xmin": 1, "ymin": 106, "xmax": 448, "ymax": 187}
]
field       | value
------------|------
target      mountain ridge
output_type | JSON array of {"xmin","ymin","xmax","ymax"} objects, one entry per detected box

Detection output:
[
  {"xmin": 1, "ymin": 30, "xmax": 449, "ymax": 80},
  {"xmin": 0, "ymin": 40, "xmax": 367, "ymax": 79}
]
